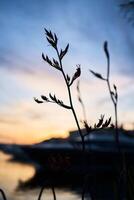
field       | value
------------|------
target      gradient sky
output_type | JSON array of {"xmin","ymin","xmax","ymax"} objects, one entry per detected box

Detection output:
[{"xmin": 0, "ymin": 0, "xmax": 134, "ymax": 144}]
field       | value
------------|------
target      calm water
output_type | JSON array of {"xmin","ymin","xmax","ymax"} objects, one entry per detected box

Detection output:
[{"xmin": 0, "ymin": 151, "xmax": 80, "ymax": 200}]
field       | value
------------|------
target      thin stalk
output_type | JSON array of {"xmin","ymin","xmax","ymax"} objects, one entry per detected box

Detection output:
[
  {"xmin": 38, "ymin": 186, "xmax": 44, "ymax": 200},
  {"xmin": 56, "ymin": 46, "xmax": 86, "ymax": 200},
  {"xmin": 107, "ymin": 79, "xmax": 120, "ymax": 149},
  {"xmin": 105, "ymin": 42, "xmax": 128, "ymax": 199},
  {"xmin": 37, "ymin": 186, "xmax": 56, "ymax": 200},
  {"xmin": 55, "ymin": 47, "xmax": 85, "ymax": 152},
  {"xmin": 52, "ymin": 186, "xmax": 56, "ymax": 200},
  {"xmin": 114, "ymin": 103, "xmax": 119, "ymax": 148},
  {"xmin": 0, "ymin": 189, "xmax": 7, "ymax": 200},
  {"xmin": 105, "ymin": 50, "xmax": 120, "ymax": 150}
]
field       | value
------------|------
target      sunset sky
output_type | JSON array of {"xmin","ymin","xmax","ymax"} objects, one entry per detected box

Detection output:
[{"xmin": 0, "ymin": 0, "xmax": 134, "ymax": 144}]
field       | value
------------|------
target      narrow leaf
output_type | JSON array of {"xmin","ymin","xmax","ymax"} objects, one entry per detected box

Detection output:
[
  {"xmin": 69, "ymin": 65, "xmax": 81, "ymax": 86},
  {"xmin": 66, "ymin": 74, "xmax": 70, "ymax": 84},
  {"xmin": 102, "ymin": 117, "xmax": 111, "ymax": 128},
  {"xmin": 41, "ymin": 95, "xmax": 49, "ymax": 102},
  {"xmin": 54, "ymin": 33, "xmax": 58, "ymax": 45},
  {"xmin": 34, "ymin": 97, "xmax": 43, "ymax": 104},
  {"xmin": 49, "ymin": 93, "xmax": 55, "ymax": 101},
  {"xmin": 113, "ymin": 84, "xmax": 117, "ymax": 91},
  {"xmin": 104, "ymin": 41, "xmax": 110, "ymax": 60},
  {"xmin": 60, "ymin": 44, "xmax": 69, "ymax": 59},
  {"xmin": 115, "ymin": 92, "xmax": 118, "ymax": 101},
  {"xmin": 42, "ymin": 54, "xmax": 53, "ymax": 66},
  {"xmin": 110, "ymin": 91, "xmax": 115, "ymax": 96},
  {"xmin": 84, "ymin": 121, "xmax": 92, "ymax": 134},
  {"xmin": 46, "ymin": 37, "xmax": 56, "ymax": 48},
  {"xmin": 44, "ymin": 29, "xmax": 54, "ymax": 40},
  {"xmin": 90, "ymin": 70, "xmax": 106, "ymax": 80},
  {"xmin": 96, "ymin": 115, "xmax": 104, "ymax": 128},
  {"xmin": 106, "ymin": 117, "xmax": 111, "ymax": 127},
  {"xmin": 52, "ymin": 58, "xmax": 61, "ymax": 70},
  {"xmin": 110, "ymin": 124, "xmax": 115, "ymax": 129}
]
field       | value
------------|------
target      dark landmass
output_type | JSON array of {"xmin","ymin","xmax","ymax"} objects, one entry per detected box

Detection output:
[{"xmin": 0, "ymin": 128, "xmax": 134, "ymax": 199}]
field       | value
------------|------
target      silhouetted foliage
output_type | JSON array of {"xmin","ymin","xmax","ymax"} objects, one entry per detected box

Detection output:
[
  {"xmin": 89, "ymin": 70, "xmax": 106, "ymax": 81},
  {"xmin": 34, "ymin": 29, "xmax": 115, "ymax": 200},
  {"xmin": 35, "ymin": 29, "xmax": 85, "ymax": 152},
  {"xmin": 90, "ymin": 41, "xmax": 119, "ymax": 147},
  {"xmin": 89, "ymin": 39, "xmax": 134, "ymax": 199}
]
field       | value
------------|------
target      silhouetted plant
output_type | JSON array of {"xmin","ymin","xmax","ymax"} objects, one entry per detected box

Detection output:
[
  {"xmin": 90, "ymin": 41, "xmax": 119, "ymax": 149},
  {"xmin": 0, "ymin": 26, "xmax": 133, "ymax": 199},
  {"xmin": 35, "ymin": 30, "xmax": 113, "ymax": 150},
  {"xmin": 34, "ymin": 29, "xmax": 85, "ymax": 152},
  {"xmin": 34, "ymin": 29, "xmax": 87, "ymax": 200},
  {"xmin": 89, "ymin": 41, "xmax": 134, "ymax": 199},
  {"xmin": 34, "ymin": 29, "xmax": 114, "ymax": 200}
]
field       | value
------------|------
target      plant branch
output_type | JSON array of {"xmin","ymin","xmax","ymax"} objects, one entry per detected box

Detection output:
[
  {"xmin": 55, "ymin": 47, "xmax": 85, "ymax": 152},
  {"xmin": 104, "ymin": 41, "xmax": 120, "ymax": 150},
  {"xmin": 0, "ymin": 189, "xmax": 7, "ymax": 200}
]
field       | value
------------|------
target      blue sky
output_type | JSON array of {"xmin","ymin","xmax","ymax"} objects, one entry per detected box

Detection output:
[{"xmin": 0, "ymin": 0, "xmax": 134, "ymax": 143}]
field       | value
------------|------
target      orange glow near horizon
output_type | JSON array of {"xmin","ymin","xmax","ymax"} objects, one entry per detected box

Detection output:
[
  {"xmin": 0, "ymin": 113, "xmax": 134, "ymax": 145},
  {"xmin": 0, "ymin": 126, "xmax": 69, "ymax": 144}
]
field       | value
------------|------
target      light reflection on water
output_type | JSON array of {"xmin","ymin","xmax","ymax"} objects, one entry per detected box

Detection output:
[{"xmin": 0, "ymin": 152, "xmax": 80, "ymax": 200}]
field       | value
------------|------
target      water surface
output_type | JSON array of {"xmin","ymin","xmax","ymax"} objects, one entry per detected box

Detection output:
[{"xmin": 0, "ymin": 151, "xmax": 80, "ymax": 200}]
